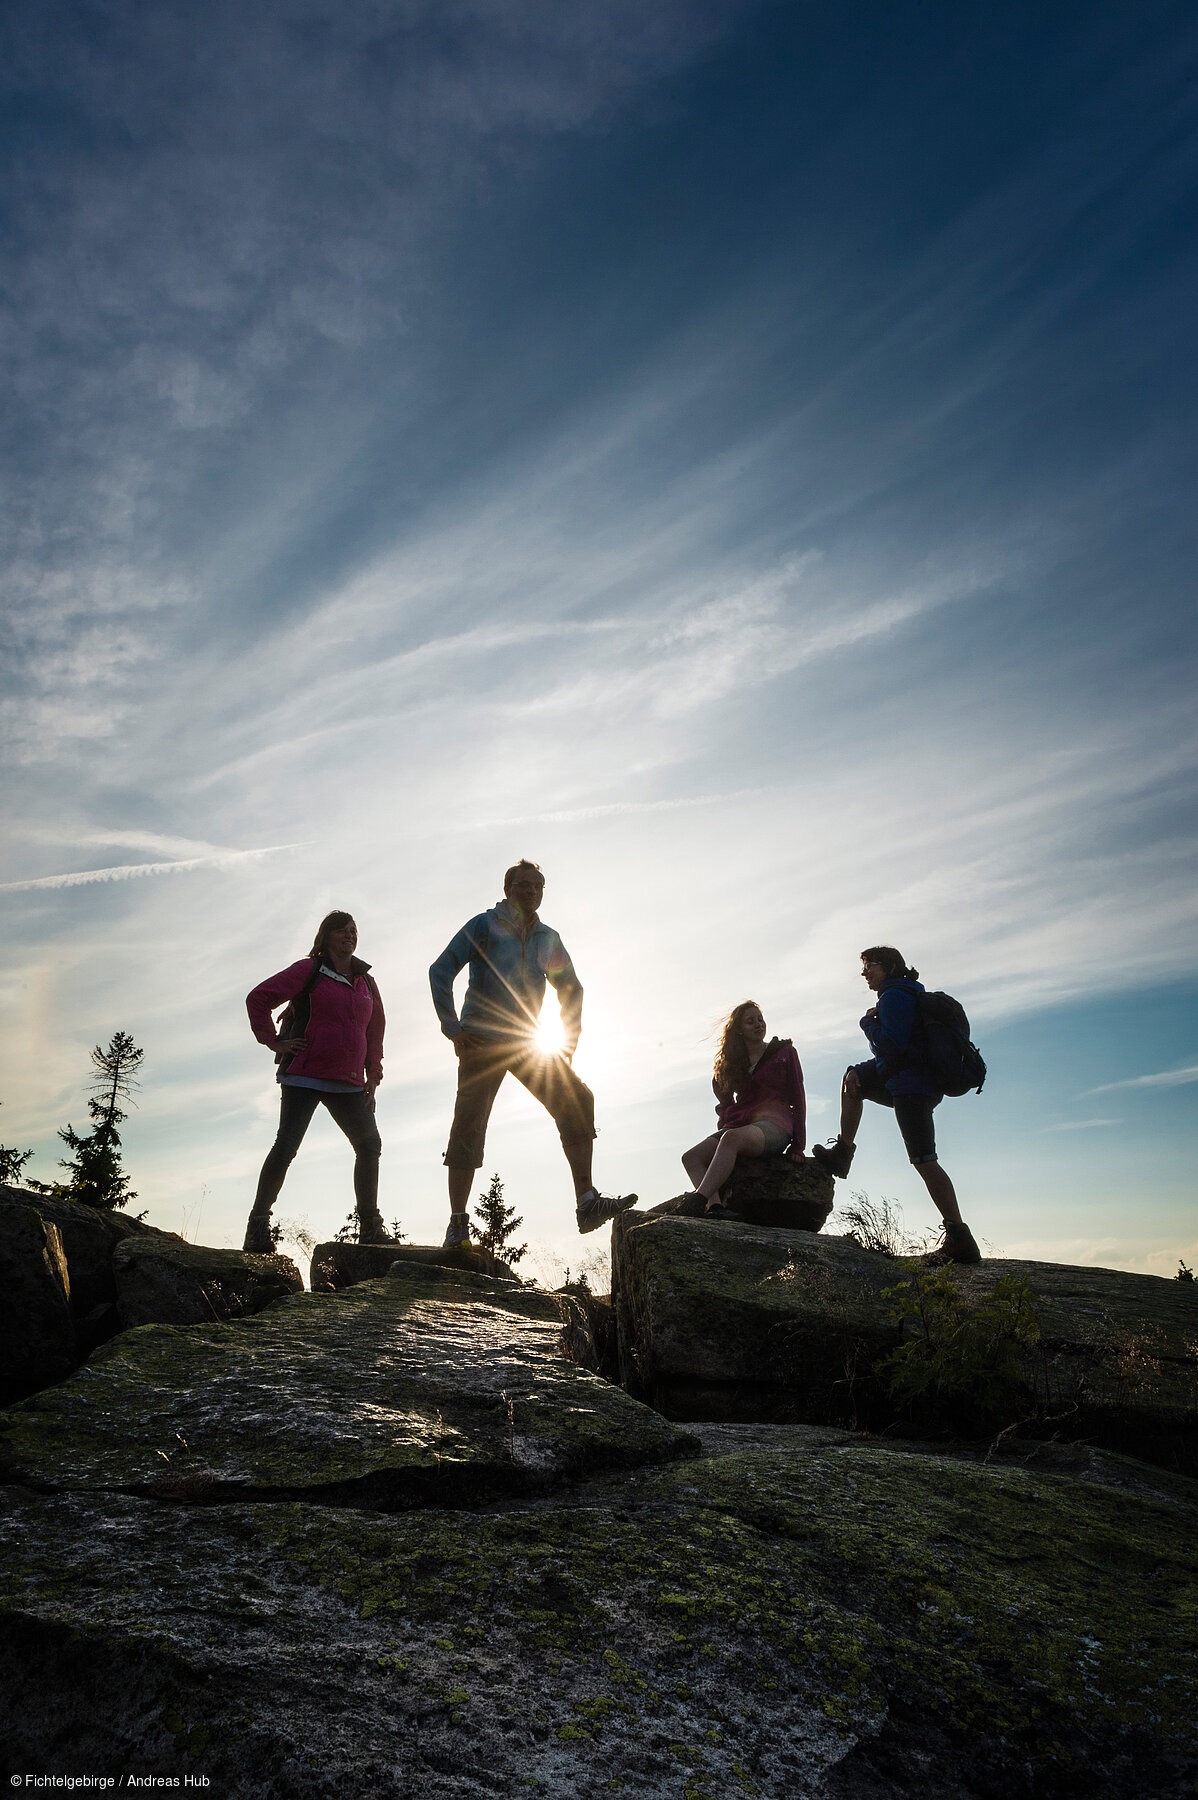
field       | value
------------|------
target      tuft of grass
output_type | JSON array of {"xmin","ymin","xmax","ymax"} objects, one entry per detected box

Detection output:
[{"xmin": 832, "ymin": 1191, "xmax": 931, "ymax": 1258}]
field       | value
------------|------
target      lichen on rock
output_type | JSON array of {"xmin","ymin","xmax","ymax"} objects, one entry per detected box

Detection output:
[
  {"xmin": 0, "ymin": 1264, "xmax": 695, "ymax": 1505},
  {"xmin": 1, "ymin": 1429, "xmax": 1194, "ymax": 1796},
  {"xmin": 611, "ymin": 1212, "xmax": 1198, "ymax": 1471}
]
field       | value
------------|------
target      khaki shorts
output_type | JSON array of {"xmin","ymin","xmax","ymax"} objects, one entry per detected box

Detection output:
[{"xmin": 444, "ymin": 1034, "xmax": 596, "ymax": 1171}]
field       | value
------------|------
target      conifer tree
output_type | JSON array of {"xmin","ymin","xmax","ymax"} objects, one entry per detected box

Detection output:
[
  {"xmin": 0, "ymin": 1104, "xmax": 34, "ymax": 1186},
  {"xmin": 470, "ymin": 1172, "xmax": 527, "ymax": 1266},
  {"xmin": 56, "ymin": 1031, "xmax": 145, "ymax": 1210}
]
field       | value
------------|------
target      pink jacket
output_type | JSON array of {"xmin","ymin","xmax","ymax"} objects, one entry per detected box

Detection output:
[
  {"xmin": 246, "ymin": 958, "xmax": 385, "ymax": 1087},
  {"xmin": 714, "ymin": 1038, "xmax": 806, "ymax": 1155}
]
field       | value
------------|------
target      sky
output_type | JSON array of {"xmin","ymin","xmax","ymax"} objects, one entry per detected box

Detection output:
[{"xmin": 1, "ymin": 0, "xmax": 1195, "ymax": 1281}]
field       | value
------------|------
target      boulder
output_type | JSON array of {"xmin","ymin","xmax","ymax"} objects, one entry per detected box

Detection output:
[
  {"xmin": 0, "ymin": 1203, "xmax": 75, "ymax": 1404},
  {"xmin": 722, "ymin": 1152, "xmax": 834, "ymax": 1229},
  {"xmin": 1, "ymin": 1182, "xmax": 147, "ymax": 1322},
  {"xmin": 0, "ymin": 1185, "xmax": 304, "ymax": 1394},
  {"xmin": 310, "ymin": 1238, "xmax": 517, "ymax": 1291},
  {"xmin": 1, "ymin": 1429, "xmax": 1194, "ymax": 1796},
  {"xmin": 611, "ymin": 1212, "xmax": 1198, "ymax": 1471},
  {"xmin": 113, "ymin": 1234, "xmax": 303, "ymax": 1327},
  {"xmin": 0, "ymin": 1262, "xmax": 695, "ymax": 1505}
]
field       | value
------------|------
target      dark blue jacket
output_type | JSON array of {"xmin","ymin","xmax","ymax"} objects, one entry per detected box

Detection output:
[{"xmin": 852, "ymin": 977, "xmax": 941, "ymax": 1098}]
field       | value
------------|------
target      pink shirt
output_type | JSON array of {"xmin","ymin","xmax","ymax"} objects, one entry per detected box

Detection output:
[{"xmin": 714, "ymin": 1038, "xmax": 806, "ymax": 1155}]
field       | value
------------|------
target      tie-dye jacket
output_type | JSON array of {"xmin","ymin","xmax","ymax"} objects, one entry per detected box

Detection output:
[{"xmin": 429, "ymin": 900, "xmax": 583, "ymax": 1052}]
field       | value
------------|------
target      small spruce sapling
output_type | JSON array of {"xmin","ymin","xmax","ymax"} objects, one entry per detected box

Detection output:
[
  {"xmin": 471, "ymin": 1173, "xmax": 527, "ymax": 1266},
  {"xmin": 54, "ymin": 1031, "xmax": 145, "ymax": 1210}
]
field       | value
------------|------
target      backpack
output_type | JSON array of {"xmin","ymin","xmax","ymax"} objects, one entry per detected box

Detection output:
[
  {"xmin": 915, "ymin": 991, "xmax": 987, "ymax": 1096},
  {"xmin": 274, "ymin": 957, "xmax": 325, "ymax": 1074}
]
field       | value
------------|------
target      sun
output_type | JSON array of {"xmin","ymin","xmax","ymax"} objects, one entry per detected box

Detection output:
[{"xmin": 535, "ymin": 1012, "xmax": 566, "ymax": 1055}]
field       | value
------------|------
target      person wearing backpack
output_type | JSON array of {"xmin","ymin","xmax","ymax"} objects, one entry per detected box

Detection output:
[
  {"xmin": 812, "ymin": 946, "xmax": 981, "ymax": 1264},
  {"xmin": 429, "ymin": 860, "xmax": 637, "ymax": 1248},
  {"xmin": 243, "ymin": 910, "xmax": 388, "ymax": 1253}
]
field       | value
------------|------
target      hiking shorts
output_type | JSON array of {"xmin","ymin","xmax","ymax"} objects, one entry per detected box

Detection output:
[
  {"xmin": 444, "ymin": 1034, "xmax": 596, "ymax": 1171},
  {"xmin": 856, "ymin": 1067, "xmax": 940, "ymax": 1165}
]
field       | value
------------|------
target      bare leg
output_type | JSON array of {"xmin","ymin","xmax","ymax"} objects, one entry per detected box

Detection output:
[
  {"xmin": 839, "ymin": 1070, "xmax": 864, "ymax": 1144},
  {"xmin": 562, "ymin": 1137, "xmax": 595, "ymax": 1200},
  {"xmin": 447, "ymin": 1168, "xmax": 472, "ymax": 1215},
  {"xmin": 915, "ymin": 1159, "xmax": 964, "ymax": 1229},
  {"xmin": 695, "ymin": 1125, "xmax": 766, "ymax": 1198},
  {"xmin": 682, "ymin": 1134, "xmax": 720, "ymax": 1189}
]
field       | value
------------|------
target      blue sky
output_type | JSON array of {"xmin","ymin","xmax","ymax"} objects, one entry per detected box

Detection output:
[{"xmin": 2, "ymin": 0, "xmax": 1195, "ymax": 1277}]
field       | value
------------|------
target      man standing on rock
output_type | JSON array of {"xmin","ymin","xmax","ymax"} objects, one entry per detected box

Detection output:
[
  {"xmin": 430, "ymin": 860, "xmax": 636, "ymax": 1248},
  {"xmin": 813, "ymin": 946, "xmax": 981, "ymax": 1264}
]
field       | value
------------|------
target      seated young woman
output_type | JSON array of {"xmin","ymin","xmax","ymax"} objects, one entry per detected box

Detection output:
[{"xmin": 679, "ymin": 1001, "xmax": 806, "ymax": 1216}]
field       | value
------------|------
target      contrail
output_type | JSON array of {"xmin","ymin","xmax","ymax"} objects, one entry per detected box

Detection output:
[
  {"xmin": 1087, "ymin": 1065, "xmax": 1198, "ymax": 1095},
  {"xmin": 0, "ymin": 843, "xmax": 310, "ymax": 893}
]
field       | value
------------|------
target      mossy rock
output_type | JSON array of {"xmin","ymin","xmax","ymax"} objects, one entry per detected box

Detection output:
[
  {"xmin": 611, "ymin": 1214, "xmax": 1198, "ymax": 1471},
  {"xmin": 0, "ymin": 1264, "xmax": 694, "ymax": 1505},
  {"xmin": 113, "ymin": 1234, "xmax": 303, "ymax": 1327},
  {"xmin": 722, "ymin": 1153, "xmax": 834, "ymax": 1230},
  {"xmin": 1, "ymin": 1433, "xmax": 1194, "ymax": 1795}
]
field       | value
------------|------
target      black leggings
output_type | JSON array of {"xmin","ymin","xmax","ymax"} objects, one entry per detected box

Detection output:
[{"xmin": 254, "ymin": 1085, "xmax": 381, "ymax": 1216}]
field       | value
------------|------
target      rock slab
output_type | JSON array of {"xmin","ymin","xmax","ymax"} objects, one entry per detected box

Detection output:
[
  {"xmin": 611, "ymin": 1211, "xmax": 1198, "ymax": 1470},
  {"xmin": 0, "ymin": 1262, "xmax": 694, "ymax": 1505},
  {"xmin": 1, "ymin": 1432, "xmax": 1194, "ymax": 1797},
  {"xmin": 310, "ymin": 1238, "xmax": 517, "ymax": 1291}
]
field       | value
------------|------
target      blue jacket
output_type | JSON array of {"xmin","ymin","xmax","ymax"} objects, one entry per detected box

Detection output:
[
  {"xmin": 429, "ymin": 900, "xmax": 583, "ymax": 1051},
  {"xmin": 853, "ymin": 977, "xmax": 941, "ymax": 1098}
]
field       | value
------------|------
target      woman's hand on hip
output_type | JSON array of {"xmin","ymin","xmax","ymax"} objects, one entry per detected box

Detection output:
[{"xmin": 275, "ymin": 1036, "xmax": 309, "ymax": 1055}]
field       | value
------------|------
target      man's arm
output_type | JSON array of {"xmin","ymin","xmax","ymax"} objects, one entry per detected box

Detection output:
[
  {"xmin": 544, "ymin": 932, "xmax": 583, "ymax": 1057},
  {"xmin": 429, "ymin": 919, "xmax": 480, "ymax": 1041}
]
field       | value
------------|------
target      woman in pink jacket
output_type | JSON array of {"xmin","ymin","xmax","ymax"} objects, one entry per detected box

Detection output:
[
  {"xmin": 679, "ymin": 1000, "xmax": 806, "ymax": 1216},
  {"xmin": 243, "ymin": 910, "xmax": 387, "ymax": 1252}
]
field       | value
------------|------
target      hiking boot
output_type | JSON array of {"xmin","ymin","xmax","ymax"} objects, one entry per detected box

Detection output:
[
  {"xmin": 576, "ymin": 1189, "xmax": 639, "ymax": 1234},
  {"xmin": 703, "ymin": 1199, "xmax": 734, "ymax": 1220},
  {"xmin": 358, "ymin": 1210, "xmax": 391, "ymax": 1246},
  {"xmin": 443, "ymin": 1212, "xmax": 472, "ymax": 1250},
  {"xmin": 242, "ymin": 1208, "xmax": 274, "ymax": 1255},
  {"xmin": 811, "ymin": 1138, "xmax": 856, "ymax": 1179},
  {"xmin": 923, "ymin": 1222, "xmax": 982, "ymax": 1266}
]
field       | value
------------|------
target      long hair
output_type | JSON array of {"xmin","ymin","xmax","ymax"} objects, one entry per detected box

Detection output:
[
  {"xmin": 309, "ymin": 910, "xmax": 355, "ymax": 957},
  {"xmin": 713, "ymin": 1000, "xmax": 761, "ymax": 1101}
]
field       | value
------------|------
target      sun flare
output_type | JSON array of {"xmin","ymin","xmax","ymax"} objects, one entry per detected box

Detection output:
[{"xmin": 535, "ymin": 1013, "xmax": 565, "ymax": 1055}]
